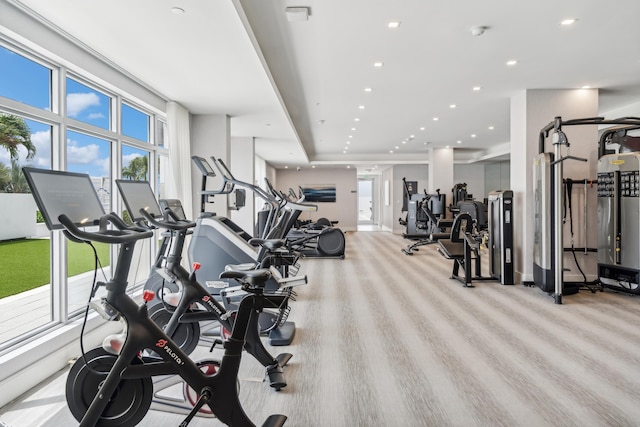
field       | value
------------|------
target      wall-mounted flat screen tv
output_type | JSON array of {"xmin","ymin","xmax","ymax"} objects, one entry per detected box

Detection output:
[{"xmin": 301, "ymin": 184, "xmax": 336, "ymax": 203}]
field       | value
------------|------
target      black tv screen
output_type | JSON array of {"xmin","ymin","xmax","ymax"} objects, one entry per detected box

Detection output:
[{"xmin": 301, "ymin": 185, "xmax": 336, "ymax": 203}]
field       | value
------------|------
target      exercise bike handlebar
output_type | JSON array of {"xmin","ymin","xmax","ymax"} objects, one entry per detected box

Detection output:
[
  {"xmin": 138, "ymin": 207, "xmax": 196, "ymax": 232},
  {"xmin": 58, "ymin": 213, "xmax": 154, "ymax": 245}
]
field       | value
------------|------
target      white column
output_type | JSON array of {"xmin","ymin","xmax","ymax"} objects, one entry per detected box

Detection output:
[
  {"xmin": 429, "ymin": 147, "xmax": 454, "ymax": 217},
  {"xmin": 230, "ymin": 137, "xmax": 256, "ymax": 234},
  {"xmin": 510, "ymin": 89, "xmax": 598, "ymax": 284},
  {"xmin": 190, "ymin": 114, "xmax": 230, "ymax": 218}
]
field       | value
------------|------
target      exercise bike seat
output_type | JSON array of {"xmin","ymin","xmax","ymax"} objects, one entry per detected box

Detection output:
[
  {"xmin": 249, "ymin": 238, "xmax": 285, "ymax": 251},
  {"xmin": 220, "ymin": 268, "xmax": 271, "ymax": 286},
  {"xmin": 225, "ymin": 262, "xmax": 257, "ymax": 272}
]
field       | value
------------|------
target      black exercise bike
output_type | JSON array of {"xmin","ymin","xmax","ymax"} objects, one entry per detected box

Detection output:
[
  {"xmin": 23, "ymin": 166, "xmax": 287, "ymax": 427},
  {"xmin": 116, "ymin": 179, "xmax": 306, "ymax": 390}
]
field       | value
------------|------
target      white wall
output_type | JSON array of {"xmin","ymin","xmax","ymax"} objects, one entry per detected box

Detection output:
[
  {"xmin": 190, "ymin": 114, "xmax": 230, "ymax": 218},
  {"xmin": 380, "ymin": 168, "xmax": 395, "ymax": 232},
  {"xmin": 229, "ymin": 137, "xmax": 256, "ymax": 234},
  {"xmin": 454, "ymin": 163, "xmax": 485, "ymax": 202},
  {"xmin": 275, "ymin": 168, "xmax": 358, "ymax": 231},
  {"xmin": 484, "ymin": 160, "xmax": 510, "ymax": 196},
  {"xmin": 601, "ymin": 100, "xmax": 640, "ymax": 119},
  {"xmin": 0, "ymin": 194, "xmax": 37, "ymax": 240}
]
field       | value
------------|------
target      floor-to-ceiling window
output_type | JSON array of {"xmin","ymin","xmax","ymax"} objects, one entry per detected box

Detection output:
[{"xmin": 0, "ymin": 39, "xmax": 168, "ymax": 351}]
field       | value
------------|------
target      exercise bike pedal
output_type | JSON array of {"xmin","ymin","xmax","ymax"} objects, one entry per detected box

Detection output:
[
  {"xmin": 209, "ymin": 338, "xmax": 223, "ymax": 352},
  {"xmin": 275, "ymin": 352, "xmax": 293, "ymax": 367},
  {"xmin": 262, "ymin": 414, "xmax": 287, "ymax": 427},
  {"xmin": 179, "ymin": 387, "xmax": 212, "ymax": 427}
]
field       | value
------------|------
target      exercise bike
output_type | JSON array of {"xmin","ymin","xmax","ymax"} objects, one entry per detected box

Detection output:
[
  {"xmin": 116, "ymin": 179, "xmax": 306, "ymax": 390},
  {"xmin": 23, "ymin": 166, "xmax": 287, "ymax": 427}
]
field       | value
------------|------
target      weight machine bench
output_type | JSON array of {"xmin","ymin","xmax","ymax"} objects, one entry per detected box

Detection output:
[{"xmin": 436, "ymin": 213, "xmax": 493, "ymax": 287}]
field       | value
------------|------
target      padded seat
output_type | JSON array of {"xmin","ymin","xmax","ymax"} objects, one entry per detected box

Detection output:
[
  {"xmin": 437, "ymin": 239, "xmax": 464, "ymax": 258},
  {"xmin": 436, "ymin": 213, "xmax": 475, "ymax": 287}
]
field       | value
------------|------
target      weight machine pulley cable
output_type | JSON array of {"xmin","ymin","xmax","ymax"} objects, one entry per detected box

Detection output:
[{"xmin": 562, "ymin": 178, "xmax": 602, "ymax": 292}]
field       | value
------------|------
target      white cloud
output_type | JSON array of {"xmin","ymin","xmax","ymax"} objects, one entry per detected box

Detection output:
[
  {"xmin": 66, "ymin": 92, "xmax": 100, "ymax": 117},
  {"xmin": 29, "ymin": 130, "xmax": 51, "ymax": 166},
  {"xmin": 88, "ymin": 112, "xmax": 105, "ymax": 120},
  {"xmin": 122, "ymin": 153, "xmax": 141, "ymax": 167},
  {"xmin": 66, "ymin": 139, "xmax": 100, "ymax": 164}
]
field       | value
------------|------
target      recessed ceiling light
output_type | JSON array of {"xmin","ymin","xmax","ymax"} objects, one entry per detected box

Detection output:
[
  {"xmin": 387, "ymin": 21, "xmax": 401, "ymax": 28},
  {"xmin": 457, "ymin": 140, "xmax": 462, "ymax": 144},
  {"xmin": 561, "ymin": 18, "xmax": 577, "ymax": 26},
  {"xmin": 473, "ymin": 86, "xmax": 481, "ymax": 91},
  {"xmin": 409, "ymin": 134, "xmax": 415, "ymax": 138},
  {"xmin": 364, "ymin": 87, "xmax": 373, "ymax": 92},
  {"xmin": 284, "ymin": 166, "xmax": 289, "ymax": 169},
  {"xmin": 420, "ymin": 127, "xmax": 425, "ymax": 131},
  {"xmin": 348, "ymin": 135, "xmax": 353, "ymax": 138},
  {"xmin": 395, "ymin": 146, "xmax": 400, "ymax": 149},
  {"xmin": 347, "ymin": 165, "xmax": 351, "ymax": 169},
  {"xmin": 170, "ymin": 7, "xmax": 185, "ymax": 14},
  {"xmin": 351, "ymin": 127, "xmax": 357, "ymax": 131},
  {"xmin": 346, "ymin": 141, "xmax": 351, "ymax": 144},
  {"xmin": 582, "ymin": 85, "xmax": 591, "ymax": 89},
  {"xmin": 354, "ymin": 118, "xmax": 360, "ymax": 122},
  {"xmin": 389, "ymin": 150, "xmax": 394, "ymax": 153},
  {"xmin": 402, "ymin": 141, "xmax": 407, "ymax": 144},
  {"xmin": 358, "ymin": 105, "xmax": 365, "ymax": 109},
  {"xmin": 450, "ymin": 104, "xmax": 456, "ymax": 109},
  {"xmin": 506, "ymin": 60, "xmax": 518, "ymax": 66},
  {"xmin": 374, "ymin": 62, "xmax": 384, "ymax": 68},
  {"xmin": 488, "ymin": 126, "xmax": 494, "ymax": 130},
  {"xmin": 433, "ymin": 117, "xmax": 439, "ymax": 121},
  {"xmin": 446, "ymin": 145, "xmax": 450, "ymax": 149},
  {"xmin": 344, "ymin": 146, "xmax": 349, "ymax": 150},
  {"xmin": 471, "ymin": 134, "xmax": 477, "ymax": 138}
]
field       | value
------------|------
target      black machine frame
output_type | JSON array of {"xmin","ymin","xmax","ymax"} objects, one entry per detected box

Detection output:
[
  {"xmin": 116, "ymin": 179, "xmax": 303, "ymax": 389},
  {"xmin": 24, "ymin": 167, "xmax": 287, "ymax": 427}
]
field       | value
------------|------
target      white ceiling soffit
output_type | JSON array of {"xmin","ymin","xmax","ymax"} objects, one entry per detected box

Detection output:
[
  {"xmin": 9, "ymin": 0, "xmax": 308, "ymax": 167},
  {"xmin": 7, "ymin": 0, "xmax": 640, "ymax": 170},
  {"xmin": 239, "ymin": 0, "xmax": 640, "ymax": 166}
]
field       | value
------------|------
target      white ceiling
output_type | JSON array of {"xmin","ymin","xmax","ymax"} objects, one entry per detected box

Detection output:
[{"xmin": 12, "ymin": 0, "xmax": 640, "ymax": 171}]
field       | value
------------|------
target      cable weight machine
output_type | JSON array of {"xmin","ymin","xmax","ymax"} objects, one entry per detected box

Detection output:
[{"xmin": 534, "ymin": 116, "xmax": 640, "ymax": 304}]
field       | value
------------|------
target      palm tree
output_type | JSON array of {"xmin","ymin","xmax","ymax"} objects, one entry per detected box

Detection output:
[
  {"xmin": 0, "ymin": 114, "xmax": 35, "ymax": 193},
  {"xmin": 6, "ymin": 159, "xmax": 30, "ymax": 193},
  {"xmin": 0, "ymin": 114, "xmax": 36, "ymax": 161},
  {"xmin": 122, "ymin": 155, "xmax": 148, "ymax": 180},
  {"xmin": 0, "ymin": 162, "xmax": 10, "ymax": 191}
]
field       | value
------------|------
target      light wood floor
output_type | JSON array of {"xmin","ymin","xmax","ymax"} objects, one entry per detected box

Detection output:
[{"xmin": 2, "ymin": 230, "xmax": 640, "ymax": 426}]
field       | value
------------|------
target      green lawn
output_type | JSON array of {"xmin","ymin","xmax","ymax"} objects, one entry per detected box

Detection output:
[{"xmin": 0, "ymin": 239, "xmax": 110, "ymax": 299}]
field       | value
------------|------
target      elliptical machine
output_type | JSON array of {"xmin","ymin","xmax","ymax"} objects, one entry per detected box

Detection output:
[{"xmin": 186, "ymin": 156, "xmax": 301, "ymax": 345}]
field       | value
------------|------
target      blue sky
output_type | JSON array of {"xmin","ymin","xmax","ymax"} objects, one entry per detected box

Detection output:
[{"xmin": 0, "ymin": 45, "xmax": 150, "ymax": 178}]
